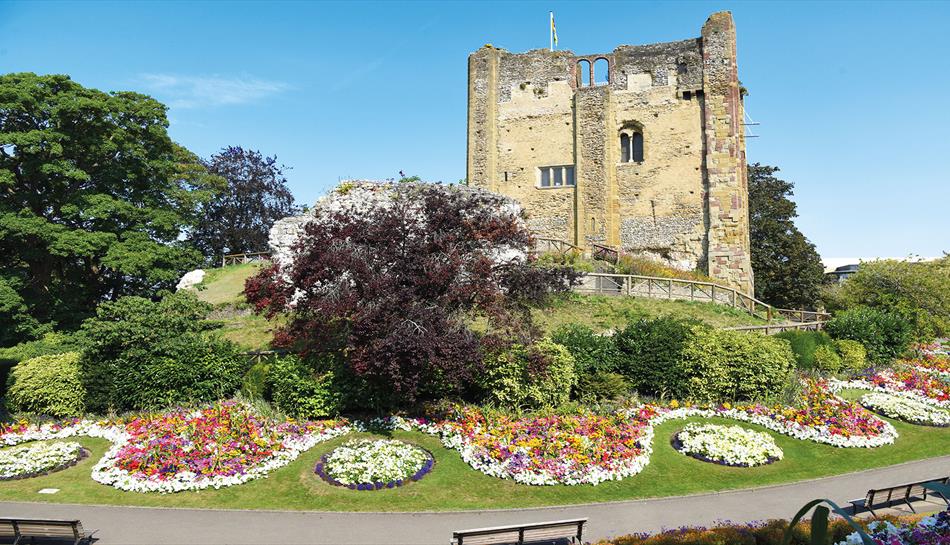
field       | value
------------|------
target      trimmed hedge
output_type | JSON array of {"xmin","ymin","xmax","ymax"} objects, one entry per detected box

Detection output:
[
  {"xmin": 482, "ymin": 338, "xmax": 576, "ymax": 409},
  {"xmin": 812, "ymin": 344, "xmax": 843, "ymax": 374},
  {"xmin": 6, "ymin": 352, "xmax": 85, "ymax": 417},
  {"xmin": 681, "ymin": 329, "xmax": 795, "ymax": 402}
]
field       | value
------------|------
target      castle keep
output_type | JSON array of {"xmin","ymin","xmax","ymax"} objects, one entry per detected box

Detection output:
[{"xmin": 466, "ymin": 11, "xmax": 753, "ymax": 293}]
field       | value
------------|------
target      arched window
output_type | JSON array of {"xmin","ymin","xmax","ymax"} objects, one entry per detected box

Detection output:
[
  {"xmin": 593, "ymin": 58, "xmax": 609, "ymax": 85},
  {"xmin": 620, "ymin": 126, "xmax": 644, "ymax": 163},
  {"xmin": 632, "ymin": 132, "xmax": 644, "ymax": 162},
  {"xmin": 577, "ymin": 60, "xmax": 591, "ymax": 87}
]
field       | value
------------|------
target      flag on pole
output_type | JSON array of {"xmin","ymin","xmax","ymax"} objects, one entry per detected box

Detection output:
[{"xmin": 550, "ymin": 12, "xmax": 558, "ymax": 51}]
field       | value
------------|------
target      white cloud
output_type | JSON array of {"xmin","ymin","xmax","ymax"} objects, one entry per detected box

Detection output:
[{"xmin": 139, "ymin": 73, "xmax": 289, "ymax": 108}]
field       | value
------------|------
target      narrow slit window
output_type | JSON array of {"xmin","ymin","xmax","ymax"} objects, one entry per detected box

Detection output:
[
  {"xmin": 620, "ymin": 133, "xmax": 630, "ymax": 163},
  {"xmin": 632, "ymin": 132, "xmax": 644, "ymax": 162}
]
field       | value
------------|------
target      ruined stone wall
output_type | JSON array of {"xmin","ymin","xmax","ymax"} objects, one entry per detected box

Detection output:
[
  {"xmin": 466, "ymin": 11, "xmax": 752, "ymax": 292},
  {"xmin": 700, "ymin": 12, "xmax": 754, "ymax": 294}
]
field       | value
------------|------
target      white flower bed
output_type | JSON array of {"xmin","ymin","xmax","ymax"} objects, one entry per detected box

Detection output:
[
  {"xmin": 321, "ymin": 439, "xmax": 432, "ymax": 487},
  {"xmin": 673, "ymin": 423, "xmax": 783, "ymax": 467},
  {"xmin": 860, "ymin": 392, "xmax": 950, "ymax": 427},
  {"xmin": 647, "ymin": 406, "xmax": 897, "ymax": 449},
  {"xmin": 0, "ymin": 441, "xmax": 84, "ymax": 479},
  {"xmin": 830, "ymin": 378, "xmax": 950, "ymax": 409}
]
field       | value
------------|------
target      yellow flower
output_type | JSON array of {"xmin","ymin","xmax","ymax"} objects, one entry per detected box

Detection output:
[{"xmin": 670, "ymin": 399, "xmax": 680, "ymax": 409}]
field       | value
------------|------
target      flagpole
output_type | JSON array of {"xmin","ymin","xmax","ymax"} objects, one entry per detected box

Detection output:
[{"xmin": 550, "ymin": 12, "xmax": 554, "ymax": 52}]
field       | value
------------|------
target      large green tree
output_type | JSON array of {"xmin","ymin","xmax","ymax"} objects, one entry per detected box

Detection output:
[
  {"xmin": 747, "ymin": 163, "xmax": 824, "ymax": 309},
  {"xmin": 0, "ymin": 73, "xmax": 223, "ymax": 344}
]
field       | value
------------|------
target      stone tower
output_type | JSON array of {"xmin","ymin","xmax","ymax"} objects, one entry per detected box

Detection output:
[{"xmin": 466, "ymin": 11, "xmax": 753, "ymax": 294}]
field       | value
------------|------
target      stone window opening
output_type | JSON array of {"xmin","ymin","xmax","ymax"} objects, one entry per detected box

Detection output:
[
  {"xmin": 577, "ymin": 60, "xmax": 591, "ymax": 87},
  {"xmin": 593, "ymin": 58, "xmax": 609, "ymax": 86},
  {"xmin": 620, "ymin": 126, "xmax": 644, "ymax": 163},
  {"xmin": 537, "ymin": 165, "xmax": 575, "ymax": 189}
]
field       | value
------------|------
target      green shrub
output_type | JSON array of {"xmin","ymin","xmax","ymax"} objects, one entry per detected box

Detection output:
[
  {"xmin": 613, "ymin": 317, "xmax": 699, "ymax": 397},
  {"xmin": 812, "ymin": 344, "xmax": 843, "ymax": 374},
  {"xmin": 681, "ymin": 329, "xmax": 795, "ymax": 402},
  {"xmin": 241, "ymin": 361, "xmax": 271, "ymax": 400},
  {"xmin": 774, "ymin": 330, "xmax": 834, "ymax": 369},
  {"xmin": 113, "ymin": 335, "xmax": 246, "ymax": 411},
  {"xmin": 268, "ymin": 356, "xmax": 341, "ymax": 419},
  {"xmin": 825, "ymin": 306, "xmax": 913, "ymax": 365},
  {"xmin": 6, "ymin": 352, "xmax": 85, "ymax": 417},
  {"xmin": 834, "ymin": 339, "xmax": 867, "ymax": 373},
  {"xmin": 575, "ymin": 371, "xmax": 631, "ymax": 402},
  {"xmin": 551, "ymin": 324, "xmax": 619, "ymax": 375},
  {"xmin": 0, "ymin": 332, "xmax": 85, "ymax": 398},
  {"xmin": 79, "ymin": 292, "xmax": 244, "ymax": 412},
  {"xmin": 482, "ymin": 338, "xmax": 576, "ymax": 409},
  {"xmin": 534, "ymin": 250, "xmax": 596, "ymax": 273}
]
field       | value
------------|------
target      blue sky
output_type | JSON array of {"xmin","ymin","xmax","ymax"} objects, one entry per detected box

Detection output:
[{"xmin": 2, "ymin": 1, "xmax": 948, "ymax": 259}]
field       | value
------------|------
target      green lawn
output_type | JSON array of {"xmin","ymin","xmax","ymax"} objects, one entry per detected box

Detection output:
[
  {"xmin": 2, "ymin": 409, "xmax": 947, "ymax": 512},
  {"xmin": 193, "ymin": 263, "xmax": 262, "ymax": 307}
]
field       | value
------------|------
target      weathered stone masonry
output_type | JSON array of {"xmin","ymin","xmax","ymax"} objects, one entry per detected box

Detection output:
[{"xmin": 465, "ymin": 11, "xmax": 753, "ymax": 294}]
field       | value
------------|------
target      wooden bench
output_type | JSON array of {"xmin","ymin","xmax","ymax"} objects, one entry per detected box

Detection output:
[
  {"xmin": 0, "ymin": 517, "xmax": 90, "ymax": 545},
  {"xmin": 849, "ymin": 477, "xmax": 950, "ymax": 517},
  {"xmin": 452, "ymin": 518, "xmax": 587, "ymax": 545}
]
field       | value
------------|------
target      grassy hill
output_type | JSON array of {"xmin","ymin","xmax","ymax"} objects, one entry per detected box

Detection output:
[{"xmin": 190, "ymin": 264, "xmax": 766, "ymax": 350}]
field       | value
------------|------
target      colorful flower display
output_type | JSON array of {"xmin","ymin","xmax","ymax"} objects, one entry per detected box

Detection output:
[
  {"xmin": 860, "ymin": 392, "xmax": 950, "ymax": 427},
  {"xmin": 0, "ymin": 381, "xmax": 900, "ymax": 490},
  {"xmin": 316, "ymin": 439, "xmax": 433, "ymax": 490},
  {"xmin": 833, "ymin": 369, "xmax": 950, "ymax": 408},
  {"xmin": 91, "ymin": 401, "xmax": 351, "ymax": 493},
  {"xmin": 906, "ymin": 354, "xmax": 950, "ymax": 380},
  {"xmin": 837, "ymin": 510, "xmax": 950, "ymax": 545},
  {"xmin": 673, "ymin": 423, "xmax": 783, "ymax": 467},
  {"xmin": 0, "ymin": 441, "xmax": 85, "ymax": 480}
]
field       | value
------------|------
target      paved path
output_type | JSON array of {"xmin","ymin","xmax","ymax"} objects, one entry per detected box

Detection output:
[{"xmin": 2, "ymin": 456, "xmax": 948, "ymax": 545}]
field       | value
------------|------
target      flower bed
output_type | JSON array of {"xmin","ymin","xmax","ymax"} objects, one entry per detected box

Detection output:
[
  {"xmin": 672, "ymin": 423, "xmax": 783, "ymax": 467},
  {"xmin": 91, "ymin": 401, "xmax": 351, "ymax": 493},
  {"xmin": 906, "ymin": 354, "xmax": 950, "ymax": 380},
  {"xmin": 0, "ymin": 381, "xmax": 900, "ymax": 489},
  {"xmin": 315, "ymin": 438, "xmax": 433, "ymax": 490},
  {"xmin": 0, "ymin": 441, "xmax": 86, "ymax": 480},
  {"xmin": 837, "ymin": 510, "xmax": 949, "ymax": 545},
  {"xmin": 860, "ymin": 392, "xmax": 950, "ymax": 427},
  {"xmin": 833, "ymin": 369, "xmax": 950, "ymax": 408}
]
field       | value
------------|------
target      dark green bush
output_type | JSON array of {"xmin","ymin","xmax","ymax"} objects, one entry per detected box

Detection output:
[
  {"xmin": 825, "ymin": 306, "xmax": 913, "ymax": 365},
  {"xmin": 268, "ymin": 356, "xmax": 341, "ymax": 418},
  {"xmin": 6, "ymin": 352, "xmax": 85, "ymax": 417},
  {"xmin": 681, "ymin": 329, "xmax": 795, "ymax": 402},
  {"xmin": 79, "ymin": 292, "xmax": 244, "ymax": 412},
  {"xmin": 613, "ymin": 317, "xmax": 700, "ymax": 398},
  {"xmin": 550, "ymin": 323, "xmax": 619, "ymax": 375},
  {"xmin": 481, "ymin": 338, "xmax": 576, "ymax": 409},
  {"xmin": 834, "ymin": 339, "xmax": 867, "ymax": 373},
  {"xmin": 774, "ymin": 330, "xmax": 834, "ymax": 369},
  {"xmin": 575, "ymin": 371, "xmax": 630, "ymax": 402}
]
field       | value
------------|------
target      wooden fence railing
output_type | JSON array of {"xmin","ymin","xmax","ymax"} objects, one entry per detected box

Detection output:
[
  {"xmin": 221, "ymin": 251, "xmax": 271, "ymax": 267},
  {"xmin": 723, "ymin": 321, "xmax": 826, "ymax": 334},
  {"xmin": 239, "ymin": 349, "xmax": 287, "ymax": 365},
  {"xmin": 530, "ymin": 237, "xmax": 583, "ymax": 256},
  {"xmin": 574, "ymin": 273, "xmax": 830, "ymax": 324}
]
